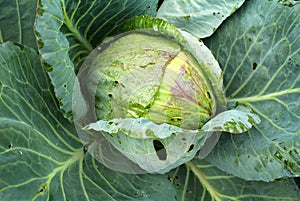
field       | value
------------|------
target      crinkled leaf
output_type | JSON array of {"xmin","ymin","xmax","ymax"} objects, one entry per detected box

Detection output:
[
  {"xmin": 157, "ymin": 0, "xmax": 245, "ymax": 38},
  {"xmin": 202, "ymin": 105, "xmax": 261, "ymax": 134},
  {"xmin": 0, "ymin": 42, "xmax": 176, "ymax": 200},
  {"xmin": 278, "ymin": 0, "xmax": 300, "ymax": 6},
  {"xmin": 168, "ymin": 159, "xmax": 300, "ymax": 201},
  {"xmin": 35, "ymin": 0, "xmax": 158, "ymax": 120},
  {"xmin": 204, "ymin": 1, "xmax": 300, "ymax": 181},
  {"xmin": 0, "ymin": 0, "xmax": 37, "ymax": 49},
  {"xmin": 84, "ymin": 118, "xmax": 200, "ymax": 139},
  {"xmin": 85, "ymin": 105, "xmax": 260, "ymax": 139}
]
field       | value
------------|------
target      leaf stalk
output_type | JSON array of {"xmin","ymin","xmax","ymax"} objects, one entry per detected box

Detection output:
[{"xmin": 185, "ymin": 161, "xmax": 222, "ymax": 201}]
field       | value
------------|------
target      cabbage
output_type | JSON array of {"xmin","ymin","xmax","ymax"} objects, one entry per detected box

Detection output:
[{"xmin": 73, "ymin": 16, "xmax": 260, "ymax": 174}]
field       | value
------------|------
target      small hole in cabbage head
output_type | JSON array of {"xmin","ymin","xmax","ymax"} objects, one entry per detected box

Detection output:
[
  {"xmin": 206, "ymin": 91, "xmax": 211, "ymax": 99},
  {"xmin": 107, "ymin": 121, "xmax": 114, "ymax": 125}
]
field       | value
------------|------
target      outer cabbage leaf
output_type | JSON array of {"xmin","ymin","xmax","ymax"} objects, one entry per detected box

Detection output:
[
  {"xmin": 0, "ymin": 42, "xmax": 176, "ymax": 201},
  {"xmin": 202, "ymin": 105, "xmax": 261, "ymax": 134},
  {"xmin": 168, "ymin": 159, "xmax": 300, "ymax": 201},
  {"xmin": 34, "ymin": 0, "xmax": 158, "ymax": 120},
  {"xmin": 204, "ymin": 0, "xmax": 300, "ymax": 181},
  {"xmin": 278, "ymin": 0, "xmax": 300, "ymax": 6},
  {"xmin": 157, "ymin": 0, "xmax": 245, "ymax": 38},
  {"xmin": 0, "ymin": 0, "xmax": 37, "ymax": 49},
  {"xmin": 85, "ymin": 105, "xmax": 261, "ymax": 138},
  {"xmin": 84, "ymin": 118, "xmax": 199, "ymax": 139}
]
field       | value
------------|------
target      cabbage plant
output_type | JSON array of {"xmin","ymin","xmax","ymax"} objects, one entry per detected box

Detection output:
[
  {"xmin": 0, "ymin": 0, "xmax": 299, "ymax": 200},
  {"xmin": 73, "ymin": 16, "xmax": 260, "ymax": 174}
]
